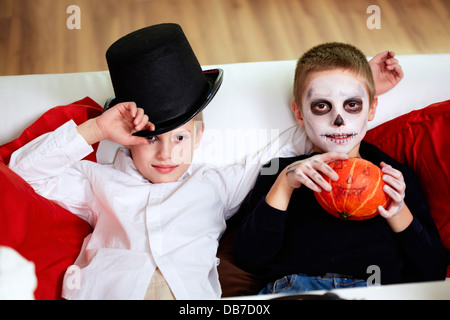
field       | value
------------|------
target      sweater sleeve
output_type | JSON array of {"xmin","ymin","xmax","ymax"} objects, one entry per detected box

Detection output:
[
  {"xmin": 362, "ymin": 141, "xmax": 447, "ymax": 282},
  {"xmin": 235, "ymin": 197, "xmax": 287, "ymax": 273},
  {"xmin": 234, "ymin": 157, "xmax": 295, "ymax": 274},
  {"xmin": 393, "ymin": 168, "xmax": 448, "ymax": 281}
]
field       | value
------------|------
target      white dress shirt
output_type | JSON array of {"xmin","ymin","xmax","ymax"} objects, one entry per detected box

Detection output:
[{"xmin": 9, "ymin": 120, "xmax": 311, "ymax": 299}]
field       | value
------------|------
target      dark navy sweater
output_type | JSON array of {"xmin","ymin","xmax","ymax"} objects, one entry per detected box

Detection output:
[{"xmin": 235, "ymin": 141, "xmax": 447, "ymax": 284}]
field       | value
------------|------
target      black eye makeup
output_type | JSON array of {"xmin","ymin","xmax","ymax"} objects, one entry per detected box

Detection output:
[
  {"xmin": 310, "ymin": 98, "xmax": 364, "ymax": 116},
  {"xmin": 344, "ymin": 98, "xmax": 363, "ymax": 114},
  {"xmin": 310, "ymin": 99, "xmax": 332, "ymax": 115}
]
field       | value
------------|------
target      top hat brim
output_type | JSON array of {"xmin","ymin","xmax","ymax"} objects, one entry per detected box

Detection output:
[{"xmin": 105, "ymin": 68, "xmax": 223, "ymax": 137}]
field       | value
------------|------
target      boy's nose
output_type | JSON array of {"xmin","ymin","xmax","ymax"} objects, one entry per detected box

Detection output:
[
  {"xmin": 333, "ymin": 114, "xmax": 345, "ymax": 127},
  {"xmin": 156, "ymin": 142, "xmax": 172, "ymax": 160}
]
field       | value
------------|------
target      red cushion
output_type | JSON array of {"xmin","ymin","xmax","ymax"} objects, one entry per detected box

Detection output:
[
  {"xmin": 365, "ymin": 100, "xmax": 450, "ymax": 254},
  {"xmin": 0, "ymin": 97, "xmax": 101, "ymax": 299},
  {"xmin": 0, "ymin": 97, "xmax": 102, "ymax": 165},
  {"xmin": 0, "ymin": 162, "xmax": 92, "ymax": 299}
]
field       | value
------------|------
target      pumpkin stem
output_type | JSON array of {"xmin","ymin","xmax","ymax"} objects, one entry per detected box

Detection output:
[{"xmin": 339, "ymin": 211, "xmax": 351, "ymax": 219}]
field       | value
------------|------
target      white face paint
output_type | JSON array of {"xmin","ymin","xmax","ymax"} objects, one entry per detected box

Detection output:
[{"xmin": 300, "ymin": 69, "xmax": 373, "ymax": 157}]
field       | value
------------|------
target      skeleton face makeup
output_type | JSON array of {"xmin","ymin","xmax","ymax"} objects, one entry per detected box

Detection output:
[{"xmin": 297, "ymin": 69, "xmax": 376, "ymax": 157}]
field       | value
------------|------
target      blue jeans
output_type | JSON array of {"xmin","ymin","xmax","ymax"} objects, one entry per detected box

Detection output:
[{"xmin": 259, "ymin": 273, "xmax": 367, "ymax": 295}]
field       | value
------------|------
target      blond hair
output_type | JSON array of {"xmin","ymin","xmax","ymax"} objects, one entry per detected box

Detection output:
[
  {"xmin": 193, "ymin": 111, "xmax": 204, "ymax": 135},
  {"xmin": 293, "ymin": 42, "xmax": 375, "ymax": 109}
]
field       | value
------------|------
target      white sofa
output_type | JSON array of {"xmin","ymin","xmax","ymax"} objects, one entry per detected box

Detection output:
[
  {"xmin": 1, "ymin": 54, "xmax": 450, "ymax": 300},
  {"xmin": 1, "ymin": 54, "xmax": 450, "ymax": 164}
]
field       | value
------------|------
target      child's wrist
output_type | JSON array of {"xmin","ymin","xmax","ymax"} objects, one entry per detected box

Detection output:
[
  {"xmin": 265, "ymin": 173, "xmax": 294, "ymax": 211},
  {"xmin": 386, "ymin": 204, "xmax": 413, "ymax": 233},
  {"xmin": 76, "ymin": 118, "xmax": 105, "ymax": 145}
]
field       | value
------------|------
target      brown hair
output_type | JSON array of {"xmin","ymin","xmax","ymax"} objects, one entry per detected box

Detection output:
[{"xmin": 293, "ymin": 42, "xmax": 375, "ymax": 109}]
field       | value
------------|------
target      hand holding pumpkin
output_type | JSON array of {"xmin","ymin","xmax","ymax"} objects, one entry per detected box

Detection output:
[
  {"xmin": 378, "ymin": 162, "xmax": 406, "ymax": 219},
  {"xmin": 284, "ymin": 152, "xmax": 349, "ymax": 193},
  {"xmin": 265, "ymin": 152, "xmax": 348, "ymax": 212}
]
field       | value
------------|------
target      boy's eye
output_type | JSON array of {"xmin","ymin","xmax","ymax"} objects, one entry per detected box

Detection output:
[
  {"xmin": 146, "ymin": 136, "xmax": 158, "ymax": 143},
  {"xmin": 174, "ymin": 135, "xmax": 187, "ymax": 142},
  {"xmin": 311, "ymin": 100, "xmax": 332, "ymax": 115},
  {"xmin": 344, "ymin": 99, "xmax": 363, "ymax": 113}
]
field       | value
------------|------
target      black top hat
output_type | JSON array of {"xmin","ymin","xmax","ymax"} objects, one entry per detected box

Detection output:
[{"xmin": 105, "ymin": 23, "xmax": 223, "ymax": 136}]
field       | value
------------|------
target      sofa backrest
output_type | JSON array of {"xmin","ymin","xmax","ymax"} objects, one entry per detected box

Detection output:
[{"xmin": 1, "ymin": 54, "xmax": 450, "ymax": 165}]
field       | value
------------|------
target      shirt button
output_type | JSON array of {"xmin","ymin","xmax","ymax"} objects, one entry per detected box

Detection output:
[{"xmin": 150, "ymin": 197, "xmax": 162, "ymax": 204}]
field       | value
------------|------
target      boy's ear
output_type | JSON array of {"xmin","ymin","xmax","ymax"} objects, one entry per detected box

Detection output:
[
  {"xmin": 368, "ymin": 96, "xmax": 379, "ymax": 121},
  {"xmin": 291, "ymin": 100, "xmax": 305, "ymax": 127}
]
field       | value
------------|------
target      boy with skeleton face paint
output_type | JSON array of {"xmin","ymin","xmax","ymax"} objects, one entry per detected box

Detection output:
[
  {"xmin": 235, "ymin": 43, "xmax": 447, "ymax": 294},
  {"xmin": 295, "ymin": 69, "xmax": 375, "ymax": 157}
]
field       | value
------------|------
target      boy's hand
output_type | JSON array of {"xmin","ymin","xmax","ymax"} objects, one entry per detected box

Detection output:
[
  {"xmin": 377, "ymin": 162, "xmax": 414, "ymax": 233},
  {"xmin": 377, "ymin": 162, "xmax": 406, "ymax": 219},
  {"xmin": 284, "ymin": 152, "xmax": 348, "ymax": 192},
  {"xmin": 369, "ymin": 51, "xmax": 404, "ymax": 96},
  {"xmin": 77, "ymin": 102, "xmax": 155, "ymax": 146},
  {"xmin": 265, "ymin": 152, "xmax": 348, "ymax": 211}
]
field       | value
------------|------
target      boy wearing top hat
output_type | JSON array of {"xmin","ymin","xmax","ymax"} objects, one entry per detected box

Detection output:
[
  {"xmin": 9, "ymin": 23, "xmax": 299, "ymax": 300},
  {"xmin": 9, "ymin": 24, "xmax": 403, "ymax": 299}
]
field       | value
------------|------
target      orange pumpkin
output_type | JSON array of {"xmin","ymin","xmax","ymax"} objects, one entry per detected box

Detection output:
[{"xmin": 315, "ymin": 158, "xmax": 390, "ymax": 221}]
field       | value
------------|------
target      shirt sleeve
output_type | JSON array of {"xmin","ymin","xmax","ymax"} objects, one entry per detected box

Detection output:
[
  {"xmin": 219, "ymin": 125, "xmax": 312, "ymax": 220},
  {"xmin": 8, "ymin": 120, "xmax": 96, "ymax": 224}
]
